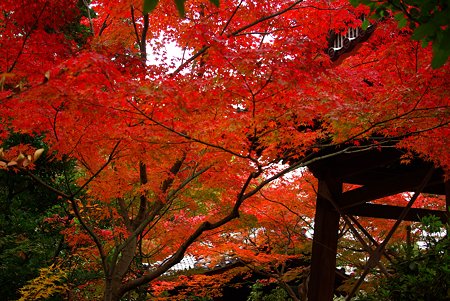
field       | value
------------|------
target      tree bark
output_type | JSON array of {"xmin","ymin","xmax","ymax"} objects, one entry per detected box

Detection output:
[
  {"xmin": 104, "ymin": 275, "xmax": 123, "ymax": 301},
  {"xmin": 104, "ymin": 236, "xmax": 138, "ymax": 301}
]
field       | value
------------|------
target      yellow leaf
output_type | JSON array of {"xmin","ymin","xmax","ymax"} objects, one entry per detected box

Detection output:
[
  {"xmin": 7, "ymin": 161, "xmax": 17, "ymax": 167},
  {"xmin": 33, "ymin": 148, "xmax": 45, "ymax": 162},
  {"xmin": 22, "ymin": 159, "xmax": 30, "ymax": 167},
  {"xmin": 18, "ymin": 262, "xmax": 68, "ymax": 301},
  {"xmin": 0, "ymin": 72, "xmax": 15, "ymax": 78},
  {"xmin": 16, "ymin": 153, "xmax": 25, "ymax": 165}
]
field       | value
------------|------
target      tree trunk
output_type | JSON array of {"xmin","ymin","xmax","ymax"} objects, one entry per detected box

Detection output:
[
  {"xmin": 103, "ymin": 237, "xmax": 138, "ymax": 301},
  {"xmin": 103, "ymin": 277, "xmax": 122, "ymax": 301}
]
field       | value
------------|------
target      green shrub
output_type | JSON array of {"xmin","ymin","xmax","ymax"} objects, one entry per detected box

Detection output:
[
  {"xmin": 357, "ymin": 215, "xmax": 450, "ymax": 301},
  {"xmin": 247, "ymin": 282, "xmax": 293, "ymax": 301}
]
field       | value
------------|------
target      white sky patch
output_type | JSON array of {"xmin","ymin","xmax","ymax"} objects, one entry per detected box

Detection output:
[
  {"xmin": 168, "ymin": 254, "xmax": 197, "ymax": 271},
  {"xmin": 262, "ymin": 160, "xmax": 307, "ymax": 184},
  {"xmin": 146, "ymin": 33, "xmax": 191, "ymax": 73}
]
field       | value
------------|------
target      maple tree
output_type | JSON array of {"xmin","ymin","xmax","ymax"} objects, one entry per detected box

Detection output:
[{"xmin": 0, "ymin": 0, "xmax": 448, "ymax": 300}]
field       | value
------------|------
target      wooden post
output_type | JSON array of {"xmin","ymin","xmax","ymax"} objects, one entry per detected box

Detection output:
[
  {"xmin": 308, "ymin": 178, "xmax": 341, "ymax": 301},
  {"xmin": 446, "ymin": 180, "xmax": 450, "ymax": 218}
]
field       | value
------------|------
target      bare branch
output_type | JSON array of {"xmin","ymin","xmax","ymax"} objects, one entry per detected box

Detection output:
[
  {"xmin": 229, "ymin": 0, "xmax": 304, "ymax": 37},
  {"xmin": 170, "ymin": 46, "xmax": 210, "ymax": 76},
  {"xmin": 83, "ymin": 0, "xmax": 94, "ymax": 35},
  {"xmin": 220, "ymin": 0, "xmax": 243, "ymax": 35},
  {"xmin": 8, "ymin": 2, "xmax": 48, "ymax": 73},
  {"xmin": 130, "ymin": 5, "xmax": 141, "ymax": 50},
  {"xmin": 26, "ymin": 171, "xmax": 71, "ymax": 200},
  {"xmin": 141, "ymin": 13, "xmax": 150, "ymax": 60},
  {"xmin": 69, "ymin": 197, "xmax": 109, "ymax": 274},
  {"xmin": 171, "ymin": 0, "xmax": 304, "ymax": 75},
  {"xmin": 74, "ymin": 140, "xmax": 121, "ymax": 196},
  {"xmin": 127, "ymin": 99, "xmax": 250, "ymax": 159},
  {"xmin": 98, "ymin": 14, "xmax": 111, "ymax": 36}
]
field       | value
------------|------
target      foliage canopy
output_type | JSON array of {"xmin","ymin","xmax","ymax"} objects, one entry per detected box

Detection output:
[{"xmin": 0, "ymin": 0, "xmax": 448, "ymax": 300}]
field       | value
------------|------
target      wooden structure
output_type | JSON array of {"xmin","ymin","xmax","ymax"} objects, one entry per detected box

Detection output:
[
  {"xmin": 327, "ymin": 16, "xmax": 376, "ymax": 60},
  {"xmin": 306, "ymin": 146, "xmax": 449, "ymax": 301},
  {"xmin": 307, "ymin": 14, "xmax": 449, "ymax": 300}
]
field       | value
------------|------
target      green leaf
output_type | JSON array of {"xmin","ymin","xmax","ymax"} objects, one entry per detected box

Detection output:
[
  {"xmin": 175, "ymin": 0, "xmax": 186, "ymax": 18},
  {"xmin": 398, "ymin": 18, "xmax": 407, "ymax": 29},
  {"xmin": 209, "ymin": 0, "xmax": 220, "ymax": 7},
  {"xmin": 437, "ymin": 28, "xmax": 450, "ymax": 50},
  {"xmin": 361, "ymin": 19, "xmax": 370, "ymax": 30},
  {"xmin": 411, "ymin": 23, "xmax": 435, "ymax": 41},
  {"xmin": 421, "ymin": 39, "xmax": 430, "ymax": 48},
  {"xmin": 143, "ymin": 0, "xmax": 159, "ymax": 14},
  {"xmin": 349, "ymin": 0, "xmax": 360, "ymax": 7},
  {"xmin": 394, "ymin": 13, "xmax": 407, "ymax": 29}
]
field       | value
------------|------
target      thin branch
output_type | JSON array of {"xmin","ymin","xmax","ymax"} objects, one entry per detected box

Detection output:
[
  {"xmin": 98, "ymin": 14, "xmax": 111, "ymax": 36},
  {"xmin": 220, "ymin": 0, "xmax": 243, "ymax": 35},
  {"xmin": 83, "ymin": 0, "xmax": 94, "ymax": 35},
  {"xmin": 259, "ymin": 191, "xmax": 314, "ymax": 230},
  {"xmin": 28, "ymin": 141, "xmax": 121, "ymax": 275},
  {"xmin": 170, "ymin": 46, "xmax": 210, "ymax": 76},
  {"xmin": 113, "ymin": 161, "xmax": 210, "ymax": 262},
  {"xmin": 350, "ymin": 59, "xmax": 379, "ymax": 68},
  {"xmin": 50, "ymin": 105, "xmax": 61, "ymax": 142},
  {"xmin": 130, "ymin": 5, "xmax": 141, "ymax": 50},
  {"xmin": 8, "ymin": 2, "xmax": 48, "ymax": 73},
  {"xmin": 140, "ymin": 13, "xmax": 150, "ymax": 60},
  {"xmin": 69, "ymin": 197, "xmax": 109, "ymax": 273},
  {"xmin": 26, "ymin": 172, "xmax": 71, "ymax": 199},
  {"xmin": 331, "ymin": 85, "xmax": 433, "ymax": 146},
  {"xmin": 171, "ymin": 0, "xmax": 304, "ymax": 75},
  {"xmin": 127, "ymin": 99, "xmax": 250, "ymax": 159},
  {"xmin": 73, "ymin": 140, "xmax": 121, "ymax": 196},
  {"xmin": 229, "ymin": 0, "xmax": 304, "ymax": 37},
  {"xmin": 243, "ymin": 146, "xmax": 355, "ymax": 201},
  {"xmin": 166, "ymin": 164, "xmax": 211, "ymax": 200}
]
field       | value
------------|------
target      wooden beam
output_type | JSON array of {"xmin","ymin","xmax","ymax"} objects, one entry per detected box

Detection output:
[
  {"xmin": 345, "ymin": 168, "xmax": 434, "ymax": 300},
  {"xmin": 325, "ymin": 149, "xmax": 401, "ymax": 181},
  {"xmin": 308, "ymin": 148, "xmax": 400, "ymax": 180},
  {"xmin": 344, "ymin": 203, "xmax": 448, "ymax": 222},
  {"xmin": 308, "ymin": 178, "xmax": 341, "ymax": 301},
  {"xmin": 339, "ymin": 168, "xmax": 441, "ymax": 209}
]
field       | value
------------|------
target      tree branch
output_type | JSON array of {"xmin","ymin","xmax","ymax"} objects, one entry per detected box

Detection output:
[
  {"xmin": 73, "ymin": 140, "xmax": 121, "ymax": 196},
  {"xmin": 127, "ymin": 99, "xmax": 250, "ymax": 159},
  {"xmin": 230, "ymin": 0, "xmax": 303, "ymax": 37},
  {"xmin": 170, "ymin": 46, "xmax": 210, "ymax": 76},
  {"xmin": 8, "ymin": 2, "xmax": 48, "ymax": 73},
  {"xmin": 83, "ymin": 0, "xmax": 94, "ymax": 35},
  {"xmin": 220, "ymin": 0, "xmax": 243, "ymax": 35},
  {"xmin": 170, "ymin": 0, "xmax": 304, "ymax": 75}
]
